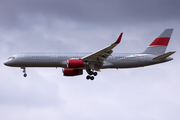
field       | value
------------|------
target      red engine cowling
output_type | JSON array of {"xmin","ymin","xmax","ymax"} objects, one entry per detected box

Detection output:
[
  {"xmin": 67, "ymin": 59, "xmax": 85, "ymax": 68},
  {"xmin": 63, "ymin": 68, "xmax": 83, "ymax": 76}
]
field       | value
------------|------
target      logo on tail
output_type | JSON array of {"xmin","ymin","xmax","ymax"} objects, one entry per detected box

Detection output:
[{"xmin": 143, "ymin": 29, "xmax": 174, "ymax": 55}]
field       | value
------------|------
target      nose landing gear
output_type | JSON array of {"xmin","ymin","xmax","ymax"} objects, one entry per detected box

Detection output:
[{"xmin": 21, "ymin": 67, "xmax": 27, "ymax": 77}]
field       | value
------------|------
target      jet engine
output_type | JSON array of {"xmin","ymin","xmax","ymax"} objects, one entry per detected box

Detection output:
[
  {"xmin": 67, "ymin": 59, "xmax": 87, "ymax": 68},
  {"xmin": 63, "ymin": 68, "xmax": 83, "ymax": 76}
]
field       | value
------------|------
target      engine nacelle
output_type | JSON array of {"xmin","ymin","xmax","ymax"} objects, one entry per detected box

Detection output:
[
  {"xmin": 63, "ymin": 68, "xmax": 83, "ymax": 76},
  {"xmin": 67, "ymin": 59, "xmax": 86, "ymax": 68}
]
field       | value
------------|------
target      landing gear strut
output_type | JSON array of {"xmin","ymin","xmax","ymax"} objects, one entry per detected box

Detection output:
[
  {"xmin": 21, "ymin": 67, "xmax": 27, "ymax": 77},
  {"xmin": 86, "ymin": 69, "xmax": 98, "ymax": 80}
]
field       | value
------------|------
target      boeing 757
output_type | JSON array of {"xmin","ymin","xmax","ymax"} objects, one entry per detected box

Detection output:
[{"xmin": 4, "ymin": 29, "xmax": 175, "ymax": 80}]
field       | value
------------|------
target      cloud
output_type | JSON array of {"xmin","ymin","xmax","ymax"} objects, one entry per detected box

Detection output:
[{"xmin": 1, "ymin": 0, "xmax": 180, "ymax": 29}]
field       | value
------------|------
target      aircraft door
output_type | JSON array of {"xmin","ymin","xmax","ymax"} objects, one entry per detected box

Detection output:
[
  {"xmin": 21, "ymin": 54, "xmax": 24, "ymax": 61},
  {"xmin": 141, "ymin": 56, "xmax": 145, "ymax": 62},
  {"xmin": 53, "ymin": 54, "xmax": 57, "ymax": 61},
  {"xmin": 109, "ymin": 56, "xmax": 113, "ymax": 61},
  {"xmin": 140, "ymin": 56, "xmax": 145, "ymax": 67}
]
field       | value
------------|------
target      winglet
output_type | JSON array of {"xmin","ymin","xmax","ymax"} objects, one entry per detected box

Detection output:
[{"xmin": 114, "ymin": 32, "xmax": 123, "ymax": 44}]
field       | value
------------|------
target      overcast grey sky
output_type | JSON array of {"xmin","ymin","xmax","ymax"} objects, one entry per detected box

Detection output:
[{"xmin": 0, "ymin": 0, "xmax": 180, "ymax": 120}]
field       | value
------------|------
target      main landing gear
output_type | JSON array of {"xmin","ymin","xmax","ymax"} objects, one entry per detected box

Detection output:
[
  {"xmin": 21, "ymin": 67, "xmax": 27, "ymax": 77},
  {"xmin": 86, "ymin": 70, "xmax": 98, "ymax": 80}
]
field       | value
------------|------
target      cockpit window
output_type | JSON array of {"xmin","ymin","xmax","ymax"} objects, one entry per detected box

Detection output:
[{"xmin": 8, "ymin": 57, "xmax": 15, "ymax": 60}]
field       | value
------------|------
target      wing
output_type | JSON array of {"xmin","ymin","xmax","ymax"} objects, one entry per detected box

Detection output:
[{"xmin": 82, "ymin": 33, "xmax": 123, "ymax": 63}]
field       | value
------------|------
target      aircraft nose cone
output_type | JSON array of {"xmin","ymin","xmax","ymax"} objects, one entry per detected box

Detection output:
[
  {"xmin": 4, "ymin": 60, "xmax": 11, "ymax": 66},
  {"xmin": 4, "ymin": 61, "xmax": 8, "ymax": 66}
]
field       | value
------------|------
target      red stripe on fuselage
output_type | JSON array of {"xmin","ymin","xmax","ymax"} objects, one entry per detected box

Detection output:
[{"xmin": 149, "ymin": 37, "xmax": 170, "ymax": 46}]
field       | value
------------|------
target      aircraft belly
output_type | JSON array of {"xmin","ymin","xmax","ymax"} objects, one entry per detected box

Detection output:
[
  {"xmin": 14, "ymin": 59, "xmax": 67, "ymax": 67},
  {"xmin": 103, "ymin": 59, "xmax": 147, "ymax": 68},
  {"xmin": 116, "ymin": 61, "xmax": 142, "ymax": 68},
  {"xmin": 21, "ymin": 61, "xmax": 59, "ymax": 67}
]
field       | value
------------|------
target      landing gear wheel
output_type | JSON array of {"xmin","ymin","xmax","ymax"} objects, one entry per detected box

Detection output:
[
  {"xmin": 89, "ymin": 71, "xmax": 93, "ymax": 75},
  {"xmin": 86, "ymin": 69, "xmax": 98, "ymax": 80},
  {"xmin": 21, "ymin": 67, "xmax": 27, "ymax": 77},
  {"xmin": 24, "ymin": 73, "xmax": 27, "ymax": 77},
  {"xmin": 93, "ymin": 72, "xmax": 97, "ymax": 76},
  {"xmin": 86, "ymin": 75, "xmax": 90, "ymax": 80},
  {"xmin": 90, "ymin": 76, "xmax": 94, "ymax": 80}
]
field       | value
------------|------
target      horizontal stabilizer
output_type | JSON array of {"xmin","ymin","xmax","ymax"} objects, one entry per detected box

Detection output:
[{"xmin": 152, "ymin": 51, "xmax": 176, "ymax": 60}]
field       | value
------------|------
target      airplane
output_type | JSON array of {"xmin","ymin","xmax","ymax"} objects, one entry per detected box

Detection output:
[{"xmin": 4, "ymin": 29, "xmax": 175, "ymax": 80}]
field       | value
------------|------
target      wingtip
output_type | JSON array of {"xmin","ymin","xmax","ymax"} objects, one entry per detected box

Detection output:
[{"xmin": 114, "ymin": 32, "xmax": 123, "ymax": 44}]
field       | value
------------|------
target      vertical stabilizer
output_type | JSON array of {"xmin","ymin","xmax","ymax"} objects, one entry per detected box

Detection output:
[{"xmin": 142, "ymin": 29, "xmax": 173, "ymax": 55}]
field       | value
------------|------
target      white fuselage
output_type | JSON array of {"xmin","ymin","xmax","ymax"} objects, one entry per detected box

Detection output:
[{"xmin": 4, "ymin": 52, "xmax": 172, "ymax": 69}]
